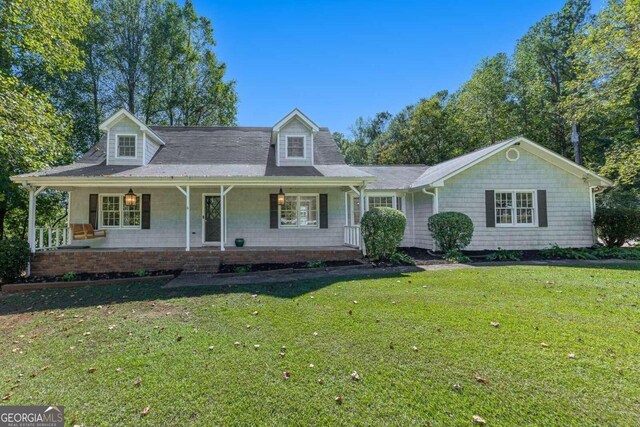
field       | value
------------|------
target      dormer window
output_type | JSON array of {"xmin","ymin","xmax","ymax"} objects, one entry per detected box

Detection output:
[
  {"xmin": 117, "ymin": 135, "xmax": 137, "ymax": 158},
  {"xmin": 286, "ymin": 136, "xmax": 305, "ymax": 158}
]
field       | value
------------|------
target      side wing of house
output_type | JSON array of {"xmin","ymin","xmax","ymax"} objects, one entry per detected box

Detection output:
[{"xmin": 433, "ymin": 142, "xmax": 609, "ymax": 250}]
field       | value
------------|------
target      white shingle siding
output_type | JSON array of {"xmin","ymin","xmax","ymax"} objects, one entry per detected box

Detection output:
[
  {"xmin": 144, "ymin": 138, "xmax": 161, "ymax": 164},
  {"xmin": 278, "ymin": 119, "xmax": 313, "ymax": 166},
  {"xmin": 69, "ymin": 186, "xmax": 345, "ymax": 248},
  {"xmin": 107, "ymin": 119, "xmax": 144, "ymax": 166},
  {"xmin": 437, "ymin": 146, "xmax": 595, "ymax": 250},
  {"xmin": 410, "ymin": 191, "xmax": 434, "ymax": 249}
]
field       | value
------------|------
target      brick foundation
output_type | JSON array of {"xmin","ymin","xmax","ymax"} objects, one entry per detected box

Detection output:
[{"xmin": 30, "ymin": 247, "xmax": 362, "ymax": 277}]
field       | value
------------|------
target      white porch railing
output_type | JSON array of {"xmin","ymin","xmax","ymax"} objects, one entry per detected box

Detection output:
[
  {"xmin": 35, "ymin": 227, "xmax": 70, "ymax": 251},
  {"xmin": 343, "ymin": 225, "xmax": 361, "ymax": 248}
]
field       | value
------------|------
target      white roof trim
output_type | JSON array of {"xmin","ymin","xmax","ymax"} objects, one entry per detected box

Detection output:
[
  {"xmin": 272, "ymin": 108, "xmax": 320, "ymax": 132},
  {"xmin": 98, "ymin": 108, "xmax": 165, "ymax": 145},
  {"xmin": 410, "ymin": 136, "xmax": 612, "ymax": 188}
]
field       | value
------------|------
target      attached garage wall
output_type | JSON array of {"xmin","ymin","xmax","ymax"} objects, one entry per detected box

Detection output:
[{"xmin": 437, "ymin": 146, "xmax": 595, "ymax": 250}]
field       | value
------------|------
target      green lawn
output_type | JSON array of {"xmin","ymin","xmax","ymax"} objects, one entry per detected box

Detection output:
[{"xmin": 1, "ymin": 265, "xmax": 639, "ymax": 426}]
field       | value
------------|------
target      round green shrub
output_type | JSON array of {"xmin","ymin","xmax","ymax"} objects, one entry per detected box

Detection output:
[
  {"xmin": 0, "ymin": 239, "xmax": 31, "ymax": 283},
  {"xmin": 593, "ymin": 207, "xmax": 640, "ymax": 247},
  {"xmin": 428, "ymin": 212, "xmax": 474, "ymax": 252},
  {"xmin": 361, "ymin": 207, "xmax": 407, "ymax": 261}
]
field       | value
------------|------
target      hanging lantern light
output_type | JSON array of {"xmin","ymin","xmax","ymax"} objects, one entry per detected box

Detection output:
[
  {"xmin": 277, "ymin": 187, "xmax": 286, "ymax": 206},
  {"xmin": 124, "ymin": 188, "xmax": 138, "ymax": 206}
]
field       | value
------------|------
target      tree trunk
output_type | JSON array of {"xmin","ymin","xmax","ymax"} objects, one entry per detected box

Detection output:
[
  {"xmin": 0, "ymin": 206, "xmax": 6, "ymax": 240},
  {"xmin": 571, "ymin": 122, "xmax": 582, "ymax": 165}
]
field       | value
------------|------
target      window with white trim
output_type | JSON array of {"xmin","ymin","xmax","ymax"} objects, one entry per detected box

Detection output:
[
  {"xmin": 495, "ymin": 191, "xmax": 535, "ymax": 226},
  {"xmin": 286, "ymin": 136, "xmax": 305, "ymax": 158},
  {"xmin": 117, "ymin": 135, "xmax": 136, "ymax": 157},
  {"xmin": 368, "ymin": 196, "xmax": 394, "ymax": 209},
  {"xmin": 279, "ymin": 194, "xmax": 318, "ymax": 228},
  {"xmin": 100, "ymin": 194, "xmax": 141, "ymax": 229}
]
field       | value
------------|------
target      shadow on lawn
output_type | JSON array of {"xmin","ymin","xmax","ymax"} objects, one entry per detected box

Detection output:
[
  {"xmin": 0, "ymin": 271, "xmax": 414, "ymax": 316},
  {"xmin": 472, "ymin": 260, "xmax": 640, "ymax": 271}
]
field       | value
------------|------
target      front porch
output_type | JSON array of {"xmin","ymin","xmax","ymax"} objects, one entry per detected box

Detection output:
[
  {"xmin": 29, "ymin": 246, "xmax": 363, "ymax": 277},
  {"xmin": 26, "ymin": 183, "xmax": 365, "ymax": 255}
]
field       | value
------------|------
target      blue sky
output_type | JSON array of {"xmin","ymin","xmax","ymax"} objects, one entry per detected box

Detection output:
[{"xmin": 194, "ymin": 0, "xmax": 605, "ymax": 134}]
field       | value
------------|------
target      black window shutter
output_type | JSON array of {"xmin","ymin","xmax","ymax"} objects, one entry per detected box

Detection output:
[
  {"xmin": 537, "ymin": 190, "xmax": 548, "ymax": 227},
  {"xmin": 485, "ymin": 190, "xmax": 495, "ymax": 228},
  {"xmin": 142, "ymin": 194, "xmax": 151, "ymax": 229},
  {"xmin": 269, "ymin": 194, "xmax": 278, "ymax": 229},
  {"xmin": 319, "ymin": 194, "xmax": 328, "ymax": 229},
  {"xmin": 89, "ymin": 194, "xmax": 98, "ymax": 228}
]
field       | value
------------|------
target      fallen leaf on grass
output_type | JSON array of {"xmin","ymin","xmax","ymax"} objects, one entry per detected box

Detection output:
[
  {"xmin": 335, "ymin": 396, "xmax": 343, "ymax": 404},
  {"xmin": 2, "ymin": 392, "xmax": 12, "ymax": 400},
  {"xmin": 490, "ymin": 322, "xmax": 500, "ymax": 328},
  {"xmin": 254, "ymin": 344, "xmax": 260, "ymax": 349},
  {"xmin": 282, "ymin": 371, "xmax": 291, "ymax": 379},
  {"xmin": 452, "ymin": 383, "xmax": 463, "ymax": 391},
  {"xmin": 472, "ymin": 415, "xmax": 486, "ymax": 424},
  {"xmin": 541, "ymin": 342, "xmax": 549, "ymax": 348},
  {"xmin": 87, "ymin": 367, "xmax": 97, "ymax": 373},
  {"xmin": 141, "ymin": 406, "xmax": 150, "ymax": 416},
  {"xmin": 411, "ymin": 346, "xmax": 418, "ymax": 352},
  {"xmin": 208, "ymin": 346, "xmax": 214, "ymax": 351},
  {"xmin": 278, "ymin": 352, "xmax": 285, "ymax": 358},
  {"xmin": 251, "ymin": 311, "xmax": 258, "ymax": 316},
  {"xmin": 41, "ymin": 366, "xmax": 49, "ymax": 371},
  {"xmin": 351, "ymin": 371, "xmax": 360, "ymax": 381},
  {"xmin": 568, "ymin": 353, "xmax": 576, "ymax": 359},
  {"xmin": 134, "ymin": 377, "xmax": 142, "ymax": 387},
  {"xmin": 475, "ymin": 376, "xmax": 488, "ymax": 384}
]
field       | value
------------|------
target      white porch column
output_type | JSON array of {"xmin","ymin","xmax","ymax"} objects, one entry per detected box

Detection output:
[
  {"xmin": 220, "ymin": 185, "xmax": 225, "ymax": 251},
  {"xmin": 176, "ymin": 185, "xmax": 191, "ymax": 251},
  {"xmin": 359, "ymin": 185, "xmax": 366, "ymax": 256},
  {"xmin": 27, "ymin": 186, "xmax": 46, "ymax": 253},
  {"xmin": 220, "ymin": 185, "xmax": 234, "ymax": 251},
  {"xmin": 28, "ymin": 188, "xmax": 36, "ymax": 252}
]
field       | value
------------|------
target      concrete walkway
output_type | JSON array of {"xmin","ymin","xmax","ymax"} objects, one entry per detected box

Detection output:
[
  {"xmin": 163, "ymin": 258, "xmax": 638, "ymax": 289},
  {"xmin": 163, "ymin": 264, "xmax": 426, "ymax": 289}
]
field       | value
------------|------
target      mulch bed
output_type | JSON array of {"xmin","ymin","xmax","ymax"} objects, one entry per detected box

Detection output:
[
  {"xmin": 15, "ymin": 269, "xmax": 182, "ymax": 284},
  {"xmin": 218, "ymin": 260, "xmax": 361, "ymax": 274}
]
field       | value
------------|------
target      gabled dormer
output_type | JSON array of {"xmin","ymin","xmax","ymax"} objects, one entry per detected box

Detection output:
[
  {"xmin": 272, "ymin": 109, "xmax": 320, "ymax": 166},
  {"xmin": 99, "ymin": 109, "xmax": 165, "ymax": 166}
]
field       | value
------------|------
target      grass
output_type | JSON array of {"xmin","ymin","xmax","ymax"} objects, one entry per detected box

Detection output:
[{"xmin": 1, "ymin": 264, "xmax": 639, "ymax": 426}]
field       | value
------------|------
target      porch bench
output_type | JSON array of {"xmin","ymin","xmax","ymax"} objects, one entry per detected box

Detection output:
[{"xmin": 71, "ymin": 224, "xmax": 107, "ymax": 240}]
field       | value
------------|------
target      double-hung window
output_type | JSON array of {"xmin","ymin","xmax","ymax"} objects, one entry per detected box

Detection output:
[
  {"xmin": 286, "ymin": 136, "xmax": 305, "ymax": 158},
  {"xmin": 368, "ymin": 196, "xmax": 394, "ymax": 209},
  {"xmin": 279, "ymin": 194, "xmax": 318, "ymax": 228},
  {"xmin": 117, "ymin": 135, "xmax": 136, "ymax": 158},
  {"xmin": 495, "ymin": 190, "xmax": 535, "ymax": 226},
  {"xmin": 100, "ymin": 194, "xmax": 141, "ymax": 229}
]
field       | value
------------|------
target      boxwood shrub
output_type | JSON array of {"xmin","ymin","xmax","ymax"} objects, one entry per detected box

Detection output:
[
  {"xmin": 361, "ymin": 207, "xmax": 407, "ymax": 261},
  {"xmin": 0, "ymin": 239, "xmax": 31, "ymax": 283},
  {"xmin": 593, "ymin": 207, "xmax": 640, "ymax": 247},
  {"xmin": 428, "ymin": 212, "xmax": 474, "ymax": 253}
]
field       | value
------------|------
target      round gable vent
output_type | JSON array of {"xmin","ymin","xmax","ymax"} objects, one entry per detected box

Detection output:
[{"xmin": 505, "ymin": 147, "xmax": 520, "ymax": 162}]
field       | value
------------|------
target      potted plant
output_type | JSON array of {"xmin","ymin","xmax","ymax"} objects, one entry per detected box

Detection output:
[{"xmin": 235, "ymin": 238, "xmax": 245, "ymax": 247}]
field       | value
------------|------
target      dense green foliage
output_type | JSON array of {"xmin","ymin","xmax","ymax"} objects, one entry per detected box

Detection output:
[
  {"xmin": 1, "ymin": 266, "xmax": 638, "ymax": 424},
  {"xmin": 361, "ymin": 207, "xmax": 407, "ymax": 260},
  {"xmin": 539, "ymin": 244, "xmax": 640, "ymax": 260},
  {"xmin": 0, "ymin": 0, "xmax": 237, "ymax": 241},
  {"xmin": 0, "ymin": 238, "xmax": 30, "ymax": 282},
  {"xmin": 443, "ymin": 249, "xmax": 472, "ymax": 264},
  {"xmin": 428, "ymin": 212, "xmax": 474, "ymax": 253},
  {"xmin": 593, "ymin": 207, "xmax": 640, "ymax": 247},
  {"xmin": 338, "ymin": 0, "xmax": 640, "ymax": 208}
]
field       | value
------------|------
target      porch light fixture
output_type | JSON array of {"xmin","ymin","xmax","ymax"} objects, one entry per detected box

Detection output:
[
  {"xmin": 277, "ymin": 187, "xmax": 286, "ymax": 206},
  {"xmin": 124, "ymin": 188, "xmax": 138, "ymax": 206}
]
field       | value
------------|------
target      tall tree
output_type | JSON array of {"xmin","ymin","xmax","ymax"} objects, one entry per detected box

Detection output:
[
  {"xmin": 0, "ymin": 0, "xmax": 92, "ymax": 238},
  {"xmin": 379, "ymin": 91, "xmax": 461, "ymax": 164},
  {"xmin": 513, "ymin": 0, "xmax": 591, "ymax": 163},
  {"xmin": 451, "ymin": 54, "xmax": 517, "ymax": 149}
]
